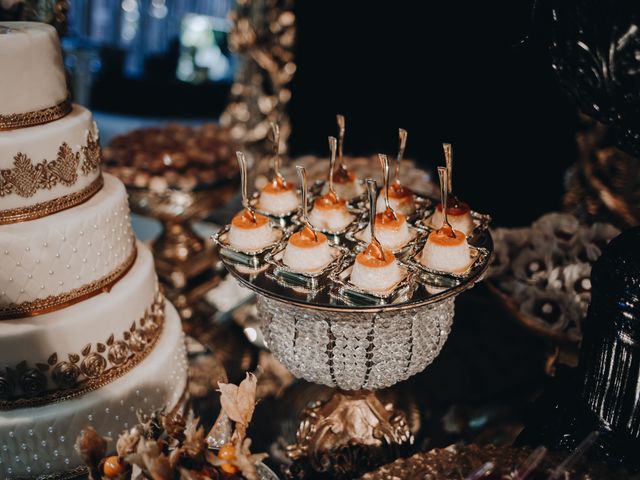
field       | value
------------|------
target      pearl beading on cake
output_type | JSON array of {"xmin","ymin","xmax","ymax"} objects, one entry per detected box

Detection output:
[{"xmin": 0, "ymin": 175, "xmax": 135, "ymax": 318}]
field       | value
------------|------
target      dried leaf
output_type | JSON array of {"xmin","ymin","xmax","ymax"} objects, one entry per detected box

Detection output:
[
  {"xmin": 68, "ymin": 353, "xmax": 80, "ymax": 363},
  {"xmin": 75, "ymin": 426, "xmax": 108, "ymax": 480},
  {"xmin": 218, "ymin": 372, "xmax": 257, "ymax": 428},
  {"xmin": 97, "ymin": 343, "xmax": 106, "ymax": 353},
  {"xmin": 107, "ymin": 334, "xmax": 115, "ymax": 346},
  {"xmin": 116, "ymin": 429, "xmax": 141, "ymax": 457},
  {"xmin": 81, "ymin": 344, "xmax": 91, "ymax": 356},
  {"xmin": 48, "ymin": 353, "xmax": 58, "ymax": 365}
]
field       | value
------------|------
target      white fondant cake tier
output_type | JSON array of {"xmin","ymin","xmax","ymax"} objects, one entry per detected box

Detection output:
[
  {"xmin": 0, "ymin": 242, "xmax": 158, "ymax": 398},
  {"xmin": 0, "ymin": 301, "xmax": 187, "ymax": 479},
  {"xmin": 0, "ymin": 22, "xmax": 68, "ymax": 117},
  {"xmin": 0, "ymin": 105, "xmax": 102, "ymax": 214},
  {"xmin": 0, "ymin": 174, "xmax": 135, "ymax": 315}
]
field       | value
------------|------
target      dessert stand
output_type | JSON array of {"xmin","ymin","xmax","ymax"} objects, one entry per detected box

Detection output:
[
  {"xmin": 215, "ymin": 157, "xmax": 493, "ymax": 477},
  {"xmin": 127, "ymin": 180, "xmax": 238, "ymax": 320}
]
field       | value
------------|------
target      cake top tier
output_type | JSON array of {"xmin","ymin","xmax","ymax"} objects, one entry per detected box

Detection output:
[{"xmin": 0, "ymin": 22, "xmax": 68, "ymax": 121}]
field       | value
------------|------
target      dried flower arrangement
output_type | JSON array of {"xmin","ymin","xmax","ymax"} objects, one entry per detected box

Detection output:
[
  {"xmin": 487, "ymin": 212, "xmax": 620, "ymax": 343},
  {"xmin": 75, "ymin": 373, "xmax": 268, "ymax": 480}
]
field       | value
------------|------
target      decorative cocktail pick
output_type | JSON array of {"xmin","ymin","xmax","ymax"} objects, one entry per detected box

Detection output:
[
  {"xmin": 394, "ymin": 128, "xmax": 408, "ymax": 185},
  {"xmin": 514, "ymin": 446, "xmax": 548, "ymax": 480},
  {"xmin": 547, "ymin": 431, "xmax": 599, "ymax": 480},
  {"xmin": 443, "ymin": 142, "xmax": 453, "ymax": 194},
  {"xmin": 365, "ymin": 178, "xmax": 386, "ymax": 262},
  {"xmin": 270, "ymin": 122, "xmax": 287, "ymax": 187},
  {"xmin": 236, "ymin": 151, "xmax": 257, "ymax": 224},
  {"xmin": 464, "ymin": 461, "xmax": 495, "ymax": 480},
  {"xmin": 296, "ymin": 165, "xmax": 317, "ymax": 241},
  {"xmin": 378, "ymin": 153, "xmax": 398, "ymax": 220},
  {"xmin": 438, "ymin": 166, "xmax": 456, "ymax": 237},
  {"xmin": 328, "ymin": 136, "xmax": 338, "ymax": 198}
]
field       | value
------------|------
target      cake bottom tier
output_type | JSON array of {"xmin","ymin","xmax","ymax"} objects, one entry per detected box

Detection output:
[{"xmin": 0, "ymin": 301, "xmax": 187, "ymax": 480}]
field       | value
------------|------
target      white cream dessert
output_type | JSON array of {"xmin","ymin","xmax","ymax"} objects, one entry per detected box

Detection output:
[
  {"xmin": 321, "ymin": 167, "xmax": 363, "ymax": 202},
  {"xmin": 420, "ymin": 225, "xmax": 471, "ymax": 273},
  {"xmin": 283, "ymin": 225, "xmax": 333, "ymax": 273},
  {"xmin": 308, "ymin": 190, "xmax": 354, "ymax": 233},
  {"xmin": 228, "ymin": 209, "xmax": 275, "ymax": 252},
  {"xmin": 258, "ymin": 176, "xmax": 299, "ymax": 215},
  {"xmin": 430, "ymin": 195, "xmax": 474, "ymax": 236},
  {"xmin": 361, "ymin": 209, "xmax": 412, "ymax": 251},
  {"xmin": 375, "ymin": 183, "xmax": 415, "ymax": 216},
  {"xmin": 350, "ymin": 244, "xmax": 402, "ymax": 292}
]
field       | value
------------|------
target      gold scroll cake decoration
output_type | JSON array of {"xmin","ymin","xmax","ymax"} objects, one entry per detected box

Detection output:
[
  {"xmin": 0, "ymin": 243, "xmax": 137, "ymax": 320},
  {"xmin": 0, "ymin": 289, "xmax": 165, "ymax": 410},
  {"xmin": 0, "ymin": 129, "xmax": 102, "ymax": 224},
  {"xmin": 0, "ymin": 96, "xmax": 72, "ymax": 130}
]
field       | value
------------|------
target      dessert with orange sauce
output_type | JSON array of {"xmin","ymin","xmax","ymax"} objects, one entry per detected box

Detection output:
[
  {"xmin": 431, "ymin": 193, "xmax": 474, "ymax": 236},
  {"xmin": 283, "ymin": 224, "xmax": 334, "ymax": 273},
  {"xmin": 308, "ymin": 189, "xmax": 355, "ymax": 232},
  {"xmin": 360, "ymin": 208, "xmax": 413, "ymax": 251},
  {"xmin": 376, "ymin": 182, "xmax": 415, "ymax": 216},
  {"xmin": 350, "ymin": 243, "xmax": 403, "ymax": 292},
  {"xmin": 228, "ymin": 209, "xmax": 275, "ymax": 252},
  {"xmin": 420, "ymin": 224, "xmax": 471, "ymax": 273},
  {"xmin": 322, "ymin": 165, "xmax": 364, "ymax": 201},
  {"xmin": 258, "ymin": 175, "xmax": 299, "ymax": 215}
]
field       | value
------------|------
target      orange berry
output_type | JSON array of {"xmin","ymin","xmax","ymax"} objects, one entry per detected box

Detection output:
[
  {"xmin": 220, "ymin": 462, "xmax": 239, "ymax": 475},
  {"xmin": 103, "ymin": 456, "xmax": 124, "ymax": 477},
  {"xmin": 218, "ymin": 443, "xmax": 236, "ymax": 461}
]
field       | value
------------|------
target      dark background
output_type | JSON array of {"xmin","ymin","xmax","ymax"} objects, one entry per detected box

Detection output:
[
  {"xmin": 87, "ymin": 0, "xmax": 580, "ymax": 228},
  {"xmin": 288, "ymin": 0, "xmax": 578, "ymax": 228}
]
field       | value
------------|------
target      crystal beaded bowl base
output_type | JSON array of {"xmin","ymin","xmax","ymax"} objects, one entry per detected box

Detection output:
[{"xmin": 258, "ymin": 294, "xmax": 454, "ymax": 390}]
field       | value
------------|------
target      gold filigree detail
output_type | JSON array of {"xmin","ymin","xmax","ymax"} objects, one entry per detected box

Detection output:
[
  {"xmin": 80, "ymin": 130, "xmax": 100, "ymax": 175},
  {"xmin": 0, "ymin": 244, "xmax": 137, "ymax": 320},
  {"xmin": 10, "ymin": 465, "xmax": 89, "ymax": 480},
  {"xmin": 0, "ymin": 96, "xmax": 72, "ymax": 130},
  {"xmin": 0, "ymin": 129, "xmax": 101, "ymax": 200},
  {"xmin": 0, "ymin": 175, "xmax": 103, "ymax": 225},
  {"xmin": 0, "ymin": 288, "xmax": 165, "ymax": 410}
]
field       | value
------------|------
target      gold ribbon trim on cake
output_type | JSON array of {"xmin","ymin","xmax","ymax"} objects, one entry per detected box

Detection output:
[
  {"xmin": 0, "ymin": 287, "xmax": 165, "ymax": 410},
  {"xmin": 0, "ymin": 128, "xmax": 101, "ymax": 204},
  {"xmin": 0, "ymin": 244, "xmax": 138, "ymax": 320},
  {"xmin": 0, "ymin": 95, "xmax": 72, "ymax": 130},
  {"xmin": 0, "ymin": 174, "xmax": 104, "ymax": 224}
]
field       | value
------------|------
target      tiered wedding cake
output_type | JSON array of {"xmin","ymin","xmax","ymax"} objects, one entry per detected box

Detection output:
[{"xmin": 0, "ymin": 23, "xmax": 188, "ymax": 479}]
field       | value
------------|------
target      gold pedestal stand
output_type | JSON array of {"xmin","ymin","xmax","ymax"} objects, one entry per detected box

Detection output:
[
  {"xmin": 286, "ymin": 389, "xmax": 413, "ymax": 478},
  {"xmin": 128, "ymin": 184, "xmax": 237, "ymax": 321}
]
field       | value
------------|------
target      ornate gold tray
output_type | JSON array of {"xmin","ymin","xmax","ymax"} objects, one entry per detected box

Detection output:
[{"xmin": 361, "ymin": 444, "xmax": 619, "ymax": 479}]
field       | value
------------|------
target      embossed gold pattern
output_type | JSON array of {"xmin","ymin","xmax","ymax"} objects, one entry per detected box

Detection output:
[
  {"xmin": 0, "ymin": 174, "xmax": 103, "ymax": 224},
  {"xmin": 0, "ymin": 129, "xmax": 101, "ymax": 199},
  {"xmin": 0, "ymin": 96, "xmax": 72, "ymax": 130},
  {"xmin": 0, "ymin": 244, "xmax": 137, "ymax": 320},
  {"xmin": 0, "ymin": 288, "xmax": 165, "ymax": 410}
]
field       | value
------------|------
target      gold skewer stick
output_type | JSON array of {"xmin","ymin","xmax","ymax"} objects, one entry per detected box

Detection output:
[
  {"xmin": 336, "ymin": 114, "xmax": 346, "ymax": 169},
  {"xmin": 378, "ymin": 153, "xmax": 398, "ymax": 220},
  {"xmin": 366, "ymin": 178, "xmax": 385, "ymax": 261},
  {"xmin": 443, "ymin": 142, "xmax": 453, "ymax": 193},
  {"xmin": 236, "ymin": 151, "xmax": 256, "ymax": 223},
  {"xmin": 328, "ymin": 136, "xmax": 338, "ymax": 195},
  {"xmin": 296, "ymin": 165, "xmax": 317, "ymax": 241},
  {"xmin": 394, "ymin": 128, "xmax": 408, "ymax": 184},
  {"xmin": 270, "ymin": 122, "xmax": 284, "ymax": 183},
  {"xmin": 438, "ymin": 166, "xmax": 455, "ymax": 237}
]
